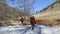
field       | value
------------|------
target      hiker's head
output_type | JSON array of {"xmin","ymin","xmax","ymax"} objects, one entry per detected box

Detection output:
[
  {"xmin": 30, "ymin": 16, "xmax": 35, "ymax": 19},
  {"xmin": 31, "ymin": 16, "xmax": 34, "ymax": 17}
]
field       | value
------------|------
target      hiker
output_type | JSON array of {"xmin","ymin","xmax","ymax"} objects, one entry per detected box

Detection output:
[
  {"xmin": 30, "ymin": 16, "xmax": 36, "ymax": 30},
  {"xmin": 20, "ymin": 16, "xmax": 25, "ymax": 24}
]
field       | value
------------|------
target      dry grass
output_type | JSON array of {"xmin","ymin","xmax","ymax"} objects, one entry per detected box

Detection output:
[{"xmin": 36, "ymin": 20, "xmax": 60, "ymax": 26}]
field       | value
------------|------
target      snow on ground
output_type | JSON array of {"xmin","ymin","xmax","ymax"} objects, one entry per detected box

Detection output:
[{"xmin": 0, "ymin": 24, "xmax": 60, "ymax": 34}]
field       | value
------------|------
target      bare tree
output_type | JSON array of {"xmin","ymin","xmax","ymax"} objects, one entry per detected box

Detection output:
[
  {"xmin": 12, "ymin": 0, "xmax": 35, "ymax": 16},
  {"xmin": 0, "ymin": 0, "xmax": 5, "ymax": 3}
]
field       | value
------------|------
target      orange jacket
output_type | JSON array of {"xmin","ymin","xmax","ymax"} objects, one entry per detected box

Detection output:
[{"xmin": 20, "ymin": 17, "xmax": 25, "ymax": 21}]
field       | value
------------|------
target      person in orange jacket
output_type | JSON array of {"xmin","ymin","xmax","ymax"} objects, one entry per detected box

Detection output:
[
  {"xmin": 30, "ymin": 16, "xmax": 36, "ymax": 30},
  {"xmin": 20, "ymin": 16, "xmax": 25, "ymax": 24}
]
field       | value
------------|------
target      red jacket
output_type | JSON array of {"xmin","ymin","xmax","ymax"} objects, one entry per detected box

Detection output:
[{"xmin": 30, "ymin": 17, "xmax": 36, "ymax": 24}]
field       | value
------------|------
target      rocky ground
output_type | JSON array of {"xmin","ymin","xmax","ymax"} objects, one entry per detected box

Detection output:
[{"xmin": 0, "ymin": 24, "xmax": 60, "ymax": 34}]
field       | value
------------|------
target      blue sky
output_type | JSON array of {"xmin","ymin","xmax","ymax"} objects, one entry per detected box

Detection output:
[{"xmin": 6, "ymin": 0, "xmax": 56, "ymax": 13}]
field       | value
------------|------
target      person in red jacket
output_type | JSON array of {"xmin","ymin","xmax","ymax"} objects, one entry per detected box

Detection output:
[
  {"xmin": 30, "ymin": 16, "xmax": 36, "ymax": 30},
  {"xmin": 20, "ymin": 16, "xmax": 25, "ymax": 24}
]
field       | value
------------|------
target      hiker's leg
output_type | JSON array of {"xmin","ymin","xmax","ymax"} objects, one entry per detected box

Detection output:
[
  {"xmin": 20, "ymin": 20, "xmax": 23, "ymax": 24},
  {"xmin": 32, "ymin": 24, "xmax": 35, "ymax": 30}
]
